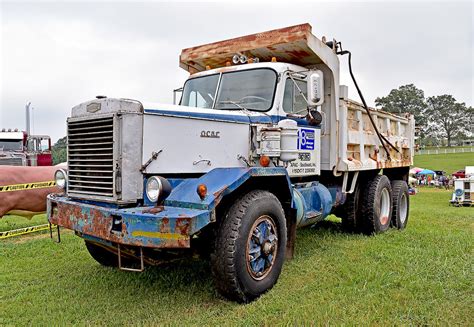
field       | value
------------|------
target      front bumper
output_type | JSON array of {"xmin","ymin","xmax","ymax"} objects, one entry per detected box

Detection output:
[{"xmin": 47, "ymin": 195, "xmax": 212, "ymax": 248}]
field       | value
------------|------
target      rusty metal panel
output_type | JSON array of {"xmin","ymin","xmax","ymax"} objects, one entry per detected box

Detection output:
[
  {"xmin": 338, "ymin": 99, "xmax": 415, "ymax": 171},
  {"xmin": 179, "ymin": 24, "xmax": 329, "ymax": 73},
  {"xmin": 47, "ymin": 195, "xmax": 210, "ymax": 248}
]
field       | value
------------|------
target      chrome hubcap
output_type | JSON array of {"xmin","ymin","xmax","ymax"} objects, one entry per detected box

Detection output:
[
  {"xmin": 399, "ymin": 193, "xmax": 408, "ymax": 224},
  {"xmin": 379, "ymin": 188, "xmax": 391, "ymax": 225}
]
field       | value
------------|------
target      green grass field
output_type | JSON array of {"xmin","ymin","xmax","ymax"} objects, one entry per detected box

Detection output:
[
  {"xmin": 1, "ymin": 188, "xmax": 472, "ymax": 325},
  {"xmin": 0, "ymin": 214, "xmax": 48, "ymax": 232},
  {"xmin": 414, "ymin": 152, "xmax": 474, "ymax": 173}
]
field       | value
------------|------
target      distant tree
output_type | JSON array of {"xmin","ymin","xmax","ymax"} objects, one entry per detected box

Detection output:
[
  {"xmin": 425, "ymin": 95, "xmax": 472, "ymax": 147},
  {"xmin": 52, "ymin": 136, "xmax": 67, "ymax": 165},
  {"xmin": 375, "ymin": 84, "xmax": 428, "ymax": 143},
  {"xmin": 375, "ymin": 84, "xmax": 427, "ymax": 119}
]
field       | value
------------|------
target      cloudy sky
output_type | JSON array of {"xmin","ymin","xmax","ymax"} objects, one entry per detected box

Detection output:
[{"xmin": 1, "ymin": 1, "xmax": 472, "ymax": 142}]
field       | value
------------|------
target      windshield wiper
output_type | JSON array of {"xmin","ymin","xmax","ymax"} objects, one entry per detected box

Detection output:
[
  {"xmin": 217, "ymin": 100, "xmax": 245, "ymax": 110},
  {"xmin": 216, "ymin": 100, "xmax": 263, "ymax": 112}
]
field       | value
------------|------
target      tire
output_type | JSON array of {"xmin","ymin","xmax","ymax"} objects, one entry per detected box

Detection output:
[
  {"xmin": 211, "ymin": 190, "xmax": 287, "ymax": 303},
  {"xmin": 391, "ymin": 180, "xmax": 409, "ymax": 229},
  {"xmin": 85, "ymin": 241, "xmax": 140, "ymax": 268},
  {"xmin": 85, "ymin": 241, "xmax": 118, "ymax": 267},
  {"xmin": 360, "ymin": 175, "xmax": 392, "ymax": 235},
  {"xmin": 341, "ymin": 185, "xmax": 362, "ymax": 232}
]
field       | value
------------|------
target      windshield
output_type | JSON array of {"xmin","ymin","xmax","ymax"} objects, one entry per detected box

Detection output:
[
  {"xmin": 181, "ymin": 68, "xmax": 277, "ymax": 112},
  {"xmin": 0, "ymin": 140, "xmax": 23, "ymax": 151},
  {"xmin": 181, "ymin": 74, "xmax": 219, "ymax": 109}
]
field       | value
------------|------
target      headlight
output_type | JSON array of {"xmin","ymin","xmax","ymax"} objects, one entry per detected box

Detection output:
[
  {"xmin": 55, "ymin": 169, "xmax": 67, "ymax": 189},
  {"xmin": 146, "ymin": 176, "xmax": 162, "ymax": 202},
  {"xmin": 145, "ymin": 176, "xmax": 172, "ymax": 204}
]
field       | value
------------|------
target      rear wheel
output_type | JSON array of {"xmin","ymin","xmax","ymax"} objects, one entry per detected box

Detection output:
[
  {"xmin": 360, "ymin": 175, "xmax": 392, "ymax": 234},
  {"xmin": 340, "ymin": 184, "xmax": 362, "ymax": 232},
  {"xmin": 211, "ymin": 190, "xmax": 287, "ymax": 303},
  {"xmin": 391, "ymin": 180, "xmax": 409, "ymax": 229}
]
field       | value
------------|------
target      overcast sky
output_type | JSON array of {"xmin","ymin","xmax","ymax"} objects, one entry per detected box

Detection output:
[{"xmin": 1, "ymin": 1, "xmax": 472, "ymax": 142}]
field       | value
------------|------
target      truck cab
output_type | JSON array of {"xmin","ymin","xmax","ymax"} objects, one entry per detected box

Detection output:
[
  {"xmin": 0, "ymin": 129, "xmax": 27, "ymax": 166},
  {"xmin": 47, "ymin": 24, "xmax": 414, "ymax": 303},
  {"xmin": 0, "ymin": 129, "xmax": 52, "ymax": 166}
]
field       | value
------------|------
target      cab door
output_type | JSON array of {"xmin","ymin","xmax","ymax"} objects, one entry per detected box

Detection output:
[{"xmin": 280, "ymin": 77, "xmax": 321, "ymax": 177}]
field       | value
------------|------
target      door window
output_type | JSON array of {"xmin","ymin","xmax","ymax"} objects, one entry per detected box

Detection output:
[{"xmin": 282, "ymin": 78, "xmax": 307, "ymax": 114}]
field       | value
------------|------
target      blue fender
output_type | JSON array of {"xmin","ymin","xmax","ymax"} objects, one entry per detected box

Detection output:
[{"xmin": 164, "ymin": 167, "xmax": 293, "ymax": 211}]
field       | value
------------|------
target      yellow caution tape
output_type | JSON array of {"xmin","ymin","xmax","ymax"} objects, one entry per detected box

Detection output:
[
  {"xmin": 0, "ymin": 224, "xmax": 55, "ymax": 239},
  {"xmin": 0, "ymin": 181, "xmax": 56, "ymax": 192}
]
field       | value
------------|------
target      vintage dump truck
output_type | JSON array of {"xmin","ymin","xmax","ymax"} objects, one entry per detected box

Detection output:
[{"xmin": 48, "ymin": 24, "xmax": 415, "ymax": 302}]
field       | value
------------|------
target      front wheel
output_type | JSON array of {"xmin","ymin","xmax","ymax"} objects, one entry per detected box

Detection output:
[
  {"xmin": 211, "ymin": 190, "xmax": 287, "ymax": 303},
  {"xmin": 85, "ymin": 241, "xmax": 139, "ymax": 268},
  {"xmin": 85, "ymin": 241, "xmax": 118, "ymax": 267}
]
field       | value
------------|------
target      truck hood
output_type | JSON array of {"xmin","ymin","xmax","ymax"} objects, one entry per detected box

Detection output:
[
  {"xmin": 142, "ymin": 102, "xmax": 275, "ymax": 125},
  {"xmin": 72, "ymin": 98, "xmax": 275, "ymax": 125}
]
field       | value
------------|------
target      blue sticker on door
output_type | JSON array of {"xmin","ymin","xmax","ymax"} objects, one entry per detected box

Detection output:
[{"xmin": 298, "ymin": 128, "xmax": 315, "ymax": 150}]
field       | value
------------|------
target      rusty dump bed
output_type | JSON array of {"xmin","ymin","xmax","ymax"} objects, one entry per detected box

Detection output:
[{"xmin": 179, "ymin": 23, "xmax": 330, "ymax": 73}]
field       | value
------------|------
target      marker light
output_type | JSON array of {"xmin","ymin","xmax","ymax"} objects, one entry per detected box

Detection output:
[
  {"xmin": 271, "ymin": 57, "xmax": 277, "ymax": 62},
  {"xmin": 232, "ymin": 55, "xmax": 240, "ymax": 64},
  {"xmin": 197, "ymin": 184, "xmax": 208, "ymax": 200},
  {"xmin": 54, "ymin": 169, "xmax": 67, "ymax": 189},
  {"xmin": 259, "ymin": 155, "xmax": 271, "ymax": 167}
]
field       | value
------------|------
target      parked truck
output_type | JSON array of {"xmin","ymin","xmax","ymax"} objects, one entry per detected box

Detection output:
[
  {"xmin": 450, "ymin": 166, "xmax": 474, "ymax": 206},
  {"xmin": 47, "ymin": 24, "xmax": 415, "ymax": 302},
  {"xmin": 0, "ymin": 129, "xmax": 52, "ymax": 166}
]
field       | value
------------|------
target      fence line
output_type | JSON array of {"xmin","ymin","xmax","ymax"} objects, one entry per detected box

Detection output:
[{"xmin": 416, "ymin": 147, "xmax": 474, "ymax": 155}]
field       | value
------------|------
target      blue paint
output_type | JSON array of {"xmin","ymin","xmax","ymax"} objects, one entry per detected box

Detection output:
[
  {"xmin": 164, "ymin": 167, "xmax": 293, "ymax": 210},
  {"xmin": 142, "ymin": 177, "xmax": 186, "ymax": 206},
  {"xmin": 144, "ymin": 108, "xmax": 321, "ymax": 128},
  {"xmin": 50, "ymin": 167, "xmax": 295, "ymax": 248},
  {"xmin": 50, "ymin": 195, "xmax": 210, "ymax": 248},
  {"xmin": 74, "ymin": 199, "xmax": 121, "ymax": 208},
  {"xmin": 247, "ymin": 218, "xmax": 278, "ymax": 278},
  {"xmin": 293, "ymin": 182, "xmax": 333, "ymax": 226},
  {"xmin": 298, "ymin": 128, "xmax": 316, "ymax": 150}
]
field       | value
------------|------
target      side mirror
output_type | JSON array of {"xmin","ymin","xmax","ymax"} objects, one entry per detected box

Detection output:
[
  {"xmin": 306, "ymin": 110, "xmax": 322, "ymax": 126},
  {"xmin": 307, "ymin": 70, "xmax": 324, "ymax": 106}
]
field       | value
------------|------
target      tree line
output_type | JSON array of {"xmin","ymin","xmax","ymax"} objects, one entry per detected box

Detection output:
[{"xmin": 375, "ymin": 84, "xmax": 473, "ymax": 147}]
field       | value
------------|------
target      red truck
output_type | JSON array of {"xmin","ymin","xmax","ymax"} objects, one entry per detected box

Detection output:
[{"xmin": 0, "ymin": 129, "xmax": 52, "ymax": 166}]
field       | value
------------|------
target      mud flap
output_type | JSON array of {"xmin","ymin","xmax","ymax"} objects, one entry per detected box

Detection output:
[{"xmin": 285, "ymin": 207, "xmax": 297, "ymax": 260}]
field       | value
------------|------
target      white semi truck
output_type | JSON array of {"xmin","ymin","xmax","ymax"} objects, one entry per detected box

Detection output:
[{"xmin": 48, "ymin": 24, "xmax": 415, "ymax": 302}]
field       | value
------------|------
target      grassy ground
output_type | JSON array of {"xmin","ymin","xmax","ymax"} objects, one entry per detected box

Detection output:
[
  {"xmin": 0, "ymin": 214, "xmax": 48, "ymax": 232},
  {"xmin": 1, "ymin": 188, "xmax": 472, "ymax": 325},
  {"xmin": 413, "ymin": 152, "xmax": 474, "ymax": 173}
]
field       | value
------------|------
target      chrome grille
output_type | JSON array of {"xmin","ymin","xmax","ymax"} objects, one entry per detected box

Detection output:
[
  {"xmin": 0, "ymin": 157, "xmax": 24, "ymax": 166},
  {"xmin": 67, "ymin": 116, "xmax": 115, "ymax": 198}
]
